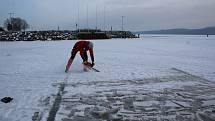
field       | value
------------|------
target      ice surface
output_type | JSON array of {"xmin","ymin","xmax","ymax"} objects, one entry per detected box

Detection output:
[{"xmin": 1, "ymin": 35, "xmax": 215, "ymax": 121}]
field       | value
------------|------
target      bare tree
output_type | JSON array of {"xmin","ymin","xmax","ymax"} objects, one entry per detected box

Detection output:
[
  {"xmin": 4, "ymin": 17, "xmax": 29, "ymax": 31},
  {"xmin": 0, "ymin": 27, "xmax": 5, "ymax": 31}
]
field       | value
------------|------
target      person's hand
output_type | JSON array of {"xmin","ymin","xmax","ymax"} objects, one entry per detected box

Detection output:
[
  {"xmin": 83, "ymin": 61, "xmax": 88, "ymax": 65},
  {"xmin": 83, "ymin": 61, "xmax": 92, "ymax": 67},
  {"xmin": 91, "ymin": 62, "xmax": 95, "ymax": 67}
]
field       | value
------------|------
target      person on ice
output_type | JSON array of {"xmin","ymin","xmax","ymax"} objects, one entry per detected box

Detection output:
[{"xmin": 65, "ymin": 40, "xmax": 95, "ymax": 73}]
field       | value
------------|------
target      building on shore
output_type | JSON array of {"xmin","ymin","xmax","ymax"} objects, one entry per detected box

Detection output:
[{"xmin": 77, "ymin": 29, "xmax": 111, "ymax": 40}]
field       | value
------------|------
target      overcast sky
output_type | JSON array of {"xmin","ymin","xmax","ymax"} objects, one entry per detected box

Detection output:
[{"xmin": 0, "ymin": 0, "xmax": 215, "ymax": 31}]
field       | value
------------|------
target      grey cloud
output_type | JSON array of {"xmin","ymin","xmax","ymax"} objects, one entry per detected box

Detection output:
[{"xmin": 1, "ymin": 0, "xmax": 215, "ymax": 31}]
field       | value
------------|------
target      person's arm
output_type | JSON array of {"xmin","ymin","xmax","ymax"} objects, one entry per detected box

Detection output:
[{"xmin": 89, "ymin": 48, "xmax": 95, "ymax": 67}]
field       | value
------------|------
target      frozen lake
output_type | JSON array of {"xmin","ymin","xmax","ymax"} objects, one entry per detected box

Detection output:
[{"xmin": 0, "ymin": 35, "xmax": 215, "ymax": 121}]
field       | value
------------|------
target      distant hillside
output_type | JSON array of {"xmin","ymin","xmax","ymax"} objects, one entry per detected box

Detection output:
[{"xmin": 135, "ymin": 26, "xmax": 215, "ymax": 35}]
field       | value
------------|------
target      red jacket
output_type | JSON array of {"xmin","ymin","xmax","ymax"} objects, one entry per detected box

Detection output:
[{"xmin": 72, "ymin": 41, "xmax": 94, "ymax": 62}]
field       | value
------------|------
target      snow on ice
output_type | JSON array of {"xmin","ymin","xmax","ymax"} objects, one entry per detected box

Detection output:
[{"xmin": 0, "ymin": 35, "xmax": 215, "ymax": 121}]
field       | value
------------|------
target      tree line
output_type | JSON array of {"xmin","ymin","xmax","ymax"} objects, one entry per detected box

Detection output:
[{"xmin": 3, "ymin": 17, "xmax": 29, "ymax": 31}]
